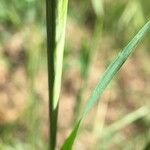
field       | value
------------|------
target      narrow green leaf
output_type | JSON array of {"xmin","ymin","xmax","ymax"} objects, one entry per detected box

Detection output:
[
  {"xmin": 61, "ymin": 21, "xmax": 150, "ymax": 149},
  {"xmin": 61, "ymin": 119, "xmax": 82, "ymax": 150},
  {"xmin": 54, "ymin": 0, "xmax": 68, "ymax": 110},
  {"xmin": 82, "ymin": 20, "xmax": 150, "ymax": 117},
  {"xmin": 104, "ymin": 106, "xmax": 149, "ymax": 138}
]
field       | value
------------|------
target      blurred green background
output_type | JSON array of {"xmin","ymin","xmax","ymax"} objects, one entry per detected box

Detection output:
[{"xmin": 0, "ymin": 0, "xmax": 150, "ymax": 149}]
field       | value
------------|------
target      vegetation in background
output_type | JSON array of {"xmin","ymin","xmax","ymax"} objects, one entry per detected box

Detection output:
[{"xmin": 0, "ymin": 0, "xmax": 150, "ymax": 149}]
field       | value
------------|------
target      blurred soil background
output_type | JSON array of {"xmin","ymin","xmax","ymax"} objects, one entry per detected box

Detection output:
[{"xmin": 0, "ymin": 0, "xmax": 150, "ymax": 149}]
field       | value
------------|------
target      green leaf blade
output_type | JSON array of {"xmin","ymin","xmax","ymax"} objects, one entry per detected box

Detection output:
[
  {"xmin": 82, "ymin": 20, "xmax": 150, "ymax": 117},
  {"xmin": 61, "ymin": 21, "xmax": 150, "ymax": 149},
  {"xmin": 61, "ymin": 119, "xmax": 82, "ymax": 150},
  {"xmin": 54, "ymin": 0, "xmax": 68, "ymax": 110}
]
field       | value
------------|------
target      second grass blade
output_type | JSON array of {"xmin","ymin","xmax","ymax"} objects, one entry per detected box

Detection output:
[{"xmin": 61, "ymin": 21, "xmax": 150, "ymax": 150}]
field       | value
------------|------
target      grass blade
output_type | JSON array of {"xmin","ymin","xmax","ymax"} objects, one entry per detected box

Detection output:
[
  {"xmin": 61, "ymin": 21, "xmax": 150, "ymax": 149},
  {"xmin": 61, "ymin": 120, "xmax": 82, "ymax": 150},
  {"xmin": 82, "ymin": 21, "xmax": 150, "ymax": 117},
  {"xmin": 104, "ymin": 106, "xmax": 149, "ymax": 137},
  {"xmin": 46, "ymin": 0, "xmax": 68, "ymax": 149}
]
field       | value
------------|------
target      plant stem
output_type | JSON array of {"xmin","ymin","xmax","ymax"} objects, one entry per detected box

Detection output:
[
  {"xmin": 46, "ymin": 0, "xmax": 57, "ymax": 149},
  {"xmin": 46, "ymin": 0, "xmax": 68, "ymax": 149}
]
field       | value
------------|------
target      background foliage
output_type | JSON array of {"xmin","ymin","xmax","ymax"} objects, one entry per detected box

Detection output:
[{"xmin": 0, "ymin": 0, "xmax": 150, "ymax": 149}]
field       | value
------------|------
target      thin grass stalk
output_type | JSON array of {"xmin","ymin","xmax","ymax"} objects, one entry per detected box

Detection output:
[
  {"xmin": 46, "ymin": 0, "xmax": 68, "ymax": 149},
  {"xmin": 46, "ymin": 0, "xmax": 57, "ymax": 149}
]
